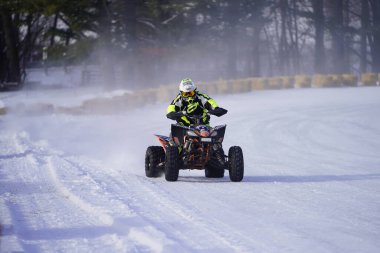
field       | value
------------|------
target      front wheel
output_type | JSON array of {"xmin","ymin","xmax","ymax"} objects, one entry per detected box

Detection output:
[
  {"xmin": 165, "ymin": 146, "xmax": 179, "ymax": 181},
  {"xmin": 205, "ymin": 150, "xmax": 225, "ymax": 178},
  {"xmin": 145, "ymin": 146, "xmax": 165, "ymax": 177},
  {"xmin": 228, "ymin": 146, "xmax": 244, "ymax": 182}
]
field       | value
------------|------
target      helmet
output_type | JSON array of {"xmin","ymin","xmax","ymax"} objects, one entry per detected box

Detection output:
[{"xmin": 179, "ymin": 78, "xmax": 196, "ymax": 97}]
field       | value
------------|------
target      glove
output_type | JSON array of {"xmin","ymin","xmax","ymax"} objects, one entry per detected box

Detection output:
[
  {"xmin": 209, "ymin": 107, "xmax": 228, "ymax": 117},
  {"xmin": 166, "ymin": 111, "xmax": 183, "ymax": 120}
]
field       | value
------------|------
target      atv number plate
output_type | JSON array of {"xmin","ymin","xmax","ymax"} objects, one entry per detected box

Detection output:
[{"xmin": 201, "ymin": 138, "xmax": 212, "ymax": 142}]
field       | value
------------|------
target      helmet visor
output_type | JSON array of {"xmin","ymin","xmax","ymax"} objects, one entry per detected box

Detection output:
[{"xmin": 181, "ymin": 91, "xmax": 195, "ymax": 97}]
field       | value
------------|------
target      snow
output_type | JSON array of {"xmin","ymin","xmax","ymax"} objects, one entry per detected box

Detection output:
[{"xmin": 1, "ymin": 86, "xmax": 380, "ymax": 253}]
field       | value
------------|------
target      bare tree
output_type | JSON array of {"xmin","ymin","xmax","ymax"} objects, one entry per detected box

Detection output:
[
  {"xmin": 361, "ymin": 0, "xmax": 370, "ymax": 73},
  {"xmin": 312, "ymin": 0, "xmax": 326, "ymax": 74},
  {"xmin": 0, "ymin": 6, "xmax": 21, "ymax": 83},
  {"xmin": 369, "ymin": 0, "xmax": 380, "ymax": 72},
  {"xmin": 327, "ymin": 0, "xmax": 349, "ymax": 74}
]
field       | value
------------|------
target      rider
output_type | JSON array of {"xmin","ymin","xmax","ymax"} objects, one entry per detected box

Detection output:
[
  {"xmin": 166, "ymin": 78, "xmax": 228, "ymax": 164},
  {"xmin": 166, "ymin": 78, "xmax": 227, "ymax": 126}
]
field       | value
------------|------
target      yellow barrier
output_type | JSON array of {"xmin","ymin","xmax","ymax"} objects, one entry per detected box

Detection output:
[
  {"xmin": 312, "ymin": 74, "xmax": 343, "ymax": 88},
  {"xmin": 231, "ymin": 80, "xmax": 241, "ymax": 93},
  {"xmin": 51, "ymin": 73, "xmax": 378, "ymax": 115},
  {"xmin": 281, "ymin": 76, "xmax": 294, "ymax": 89},
  {"xmin": 251, "ymin": 78, "xmax": 267, "ymax": 90},
  {"xmin": 215, "ymin": 80, "xmax": 229, "ymax": 94},
  {"xmin": 240, "ymin": 79, "xmax": 252, "ymax": 92},
  {"xmin": 268, "ymin": 77, "xmax": 282, "ymax": 89},
  {"xmin": 202, "ymin": 82, "xmax": 219, "ymax": 95},
  {"xmin": 312, "ymin": 75, "xmax": 330, "ymax": 88},
  {"xmin": 330, "ymin": 75, "xmax": 342, "ymax": 87},
  {"xmin": 341, "ymin": 74, "xmax": 358, "ymax": 86},
  {"xmin": 361, "ymin": 73, "xmax": 378, "ymax": 86},
  {"xmin": 156, "ymin": 86, "xmax": 178, "ymax": 102},
  {"xmin": 230, "ymin": 79, "xmax": 251, "ymax": 93},
  {"xmin": 295, "ymin": 75, "xmax": 311, "ymax": 88}
]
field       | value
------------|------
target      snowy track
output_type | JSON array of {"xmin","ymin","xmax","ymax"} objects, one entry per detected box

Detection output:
[{"xmin": 1, "ymin": 87, "xmax": 380, "ymax": 252}]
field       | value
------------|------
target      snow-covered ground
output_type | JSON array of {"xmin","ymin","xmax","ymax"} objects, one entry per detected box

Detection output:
[{"xmin": 1, "ymin": 86, "xmax": 380, "ymax": 253}]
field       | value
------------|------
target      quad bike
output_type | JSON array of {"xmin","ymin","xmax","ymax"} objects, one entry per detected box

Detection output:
[{"xmin": 145, "ymin": 113, "xmax": 244, "ymax": 182}]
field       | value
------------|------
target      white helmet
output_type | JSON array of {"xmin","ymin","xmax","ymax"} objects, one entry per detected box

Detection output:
[{"xmin": 179, "ymin": 78, "xmax": 196, "ymax": 92}]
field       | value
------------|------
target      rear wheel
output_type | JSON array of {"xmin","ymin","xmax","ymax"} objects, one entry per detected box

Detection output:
[
  {"xmin": 165, "ymin": 146, "xmax": 179, "ymax": 181},
  {"xmin": 205, "ymin": 150, "xmax": 225, "ymax": 178},
  {"xmin": 228, "ymin": 146, "xmax": 244, "ymax": 182},
  {"xmin": 145, "ymin": 146, "xmax": 165, "ymax": 178}
]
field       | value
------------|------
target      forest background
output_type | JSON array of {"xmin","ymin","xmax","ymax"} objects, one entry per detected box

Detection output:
[{"xmin": 1, "ymin": 0, "xmax": 380, "ymax": 89}]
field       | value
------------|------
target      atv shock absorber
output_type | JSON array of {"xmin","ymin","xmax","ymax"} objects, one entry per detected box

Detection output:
[{"xmin": 184, "ymin": 139, "xmax": 193, "ymax": 153}]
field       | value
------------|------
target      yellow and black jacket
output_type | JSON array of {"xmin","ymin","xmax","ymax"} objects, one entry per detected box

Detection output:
[{"xmin": 167, "ymin": 91, "xmax": 219, "ymax": 126}]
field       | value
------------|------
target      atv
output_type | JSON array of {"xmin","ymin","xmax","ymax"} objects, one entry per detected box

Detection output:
[{"xmin": 145, "ymin": 113, "xmax": 244, "ymax": 182}]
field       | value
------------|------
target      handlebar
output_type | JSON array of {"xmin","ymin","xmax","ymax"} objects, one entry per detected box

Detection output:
[{"xmin": 183, "ymin": 112, "xmax": 210, "ymax": 119}]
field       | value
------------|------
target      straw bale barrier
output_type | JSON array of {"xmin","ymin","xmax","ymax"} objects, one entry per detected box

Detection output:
[
  {"xmin": 295, "ymin": 75, "xmax": 312, "ymax": 88},
  {"xmin": 361, "ymin": 73, "xmax": 378, "ymax": 86}
]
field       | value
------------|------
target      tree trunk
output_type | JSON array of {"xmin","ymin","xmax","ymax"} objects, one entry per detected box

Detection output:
[
  {"xmin": 252, "ymin": 25, "xmax": 261, "ymax": 77},
  {"xmin": 50, "ymin": 13, "xmax": 59, "ymax": 47},
  {"xmin": 289, "ymin": 0, "xmax": 300, "ymax": 75},
  {"xmin": 0, "ymin": 7, "xmax": 21, "ymax": 83},
  {"xmin": 226, "ymin": 33, "xmax": 238, "ymax": 79},
  {"xmin": 97, "ymin": 0, "xmax": 115, "ymax": 88},
  {"xmin": 279, "ymin": 0, "xmax": 290, "ymax": 75},
  {"xmin": 312, "ymin": 0, "xmax": 326, "ymax": 74},
  {"xmin": 370, "ymin": 0, "xmax": 380, "ymax": 72},
  {"xmin": 0, "ymin": 16, "xmax": 6, "ymax": 83},
  {"xmin": 123, "ymin": 0, "xmax": 139, "ymax": 88},
  {"xmin": 225, "ymin": 0, "xmax": 240, "ymax": 79},
  {"xmin": 360, "ymin": 0, "xmax": 369, "ymax": 73},
  {"xmin": 330, "ymin": 0, "xmax": 347, "ymax": 74},
  {"xmin": 226, "ymin": 0, "xmax": 240, "ymax": 78}
]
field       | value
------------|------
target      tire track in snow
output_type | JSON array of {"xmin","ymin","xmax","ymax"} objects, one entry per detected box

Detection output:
[
  {"xmin": 46, "ymin": 156, "xmax": 114, "ymax": 225},
  {"xmin": 58, "ymin": 156, "xmax": 189, "ymax": 252},
  {"xmin": 12, "ymin": 132, "xmax": 115, "ymax": 226},
  {"xmin": 133, "ymin": 175, "xmax": 264, "ymax": 253},
  {"xmin": 2, "ymin": 132, "xmax": 161, "ymax": 252}
]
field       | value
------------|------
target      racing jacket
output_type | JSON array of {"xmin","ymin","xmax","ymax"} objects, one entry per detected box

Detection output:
[{"xmin": 166, "ymin": 91, "xmax": 219, "ymax": 126}]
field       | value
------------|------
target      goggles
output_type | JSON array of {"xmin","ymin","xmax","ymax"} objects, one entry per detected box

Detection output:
[{"xmin": 181, "ymin": 91, "xmax": 195, "ymax": 97}]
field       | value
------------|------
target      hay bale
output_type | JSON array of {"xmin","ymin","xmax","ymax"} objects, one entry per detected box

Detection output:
[
  {"xmin": 295, "ymin": 75, "xmax": 311, "ymax": 88},
  {"xmin": 203, "ymin": 82, "xmax": 219, "ymax": 95},
  {"xmin": 156, "ymin": 86, "xmax": 178, "ymax": 102},
  {"xmin": 230, "ymin": 79, "xmax": 251, "ymax": 93},
  {"xmin": 281, "ymin": 76, "xmax": 294, "ymax": 89},
  {"xmin": 361, "ymin": 73, "xmax": 378, "ymax": 86},
  {"xmin": 268, "ymin": 77, "xmax": 283, "ymax": 89},
  {"xmin": 312, "ymin": 75, "xmax": 333, "ymax": 88},
  {"xmin": 341, "ymin": 74, "xmax": 358, "ymax": 86},
  {"xmin": 251, "ymin": 78, "xmax": 267, "ymax": 90},
  {"xmin": 215, "ymin": 80, "xmax": 229, "ymax": 94}
]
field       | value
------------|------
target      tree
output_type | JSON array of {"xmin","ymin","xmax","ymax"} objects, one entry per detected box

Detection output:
[
  {"xmin": 312, "ymin": 0, "xmax": 326, "ymax": 74},
  {"xmin": 361, "ymin": 0, "xmax": 369, "ymax": 73},
  {"xmin": 0, "ymin": 5, "xmax": 21, "ymax": 83},
  {"xmin": 326, "ymin": 0, "xmax": 348, "ymax": 74},
  {"xmin": 369, "ymin": 0, "xmax": 380, "ymax": 72}
]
